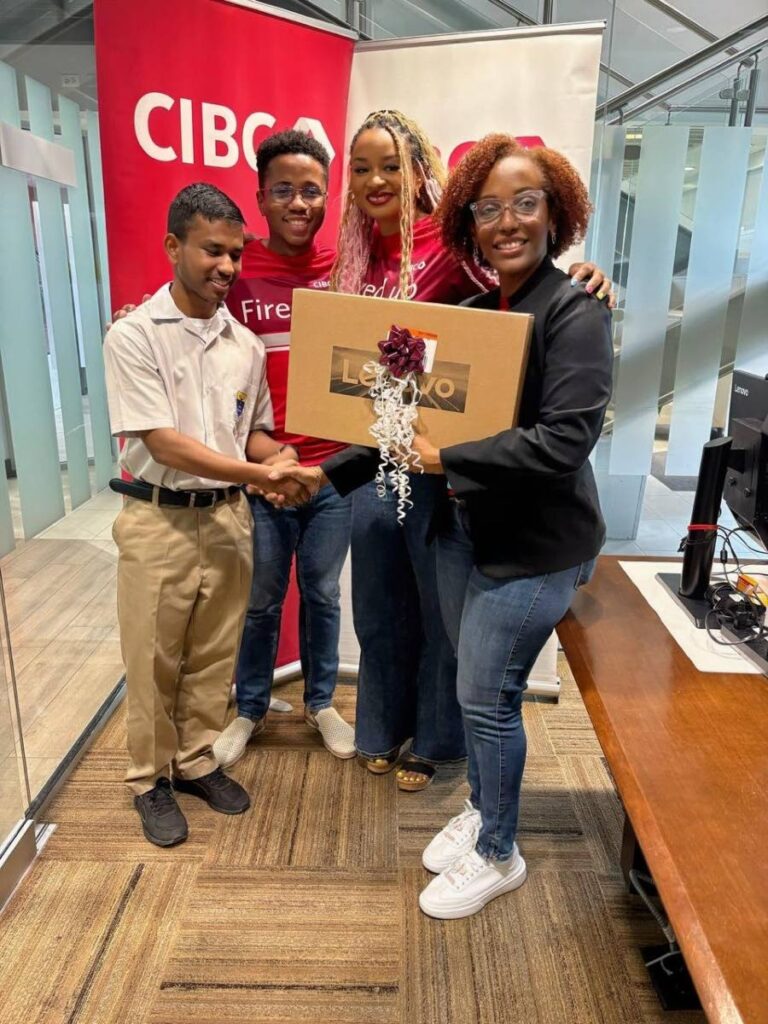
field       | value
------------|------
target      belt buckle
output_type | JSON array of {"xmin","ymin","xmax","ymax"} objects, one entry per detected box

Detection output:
[{"xmin": 191, "ymin": 489, "xmax": 217, "ymax": 508}]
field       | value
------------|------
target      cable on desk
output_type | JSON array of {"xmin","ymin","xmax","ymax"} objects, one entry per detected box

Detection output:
[{"xmin": 676, "ymin": 522, "xmax": 767, "ymax": 648}]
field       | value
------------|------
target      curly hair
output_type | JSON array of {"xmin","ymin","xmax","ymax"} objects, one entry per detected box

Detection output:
[
  {"xmin": 437, "ymin": 133, "xmax": 591, "ymax": 264},
  {"xmin": 256, "ymin": 129, "xmax": 330, "ymax": 188},
  {"xmin": 330, "ymin": 110, "xmax": 446, "ymax": 298}
]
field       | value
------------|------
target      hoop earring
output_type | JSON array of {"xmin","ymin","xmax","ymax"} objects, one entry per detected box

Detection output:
[{"xmin": 549, "ymin": 229, "xmax": 557, "ymax": 247}]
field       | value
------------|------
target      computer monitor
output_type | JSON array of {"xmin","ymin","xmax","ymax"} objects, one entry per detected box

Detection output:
[
  {"xmin": 714, "ymin": 371, "xmax": 768, "ymax": 674},
  {"xmin": 656, "ymin": 370, "xmax": 767, "ymax": 674},
  {"xmin": 723, "ymin": 370, "xmax": 768, "ymax": 551}
]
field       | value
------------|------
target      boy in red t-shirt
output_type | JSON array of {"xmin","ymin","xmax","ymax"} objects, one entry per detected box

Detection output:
[{"xmin": 213, "ymin": 130, "xmax": 356, "ymax": 766}]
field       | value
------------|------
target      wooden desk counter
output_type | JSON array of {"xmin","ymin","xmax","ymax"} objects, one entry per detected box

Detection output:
[{"xmin": 557, "ymin": 556, "xmax": 768, "ymax": 1024}]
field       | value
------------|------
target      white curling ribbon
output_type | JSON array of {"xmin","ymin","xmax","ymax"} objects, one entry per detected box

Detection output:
[{"xmin": 365, "ymin": 361, "xmax": 424, "ymax": 525}]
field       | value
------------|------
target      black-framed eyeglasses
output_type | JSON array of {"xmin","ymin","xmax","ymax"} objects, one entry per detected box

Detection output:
[
  {"xmin": 262, "ymin": 184, "xmax": 327, "ymax": 206},
  {"xmin": 469, "ymin": 190, "xmax": 547, "ymax": 225}
]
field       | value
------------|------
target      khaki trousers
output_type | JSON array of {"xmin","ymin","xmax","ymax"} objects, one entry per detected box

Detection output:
[{"xmin": 113, "ymin": 492, "xmax": 253, "ymax": 795}]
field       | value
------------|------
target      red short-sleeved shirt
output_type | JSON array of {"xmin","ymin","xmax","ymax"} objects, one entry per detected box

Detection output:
[
  {"xmin": 225, "ymin": 239, "xmax": 345, "ymax": 466},
  {"xmin": 360, "ymin": 215, "xmax": 494, "ymax": 303}
]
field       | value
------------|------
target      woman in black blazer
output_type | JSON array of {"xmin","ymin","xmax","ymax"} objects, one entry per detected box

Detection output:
[{"xmin": 413, "ymin": 134, "xmax": 613, "ymax": 920}]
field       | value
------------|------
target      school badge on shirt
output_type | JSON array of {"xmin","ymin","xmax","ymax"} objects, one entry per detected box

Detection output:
[{"xmin": 235, "ymin": 390, "xmax": 247, "ymax": 418}]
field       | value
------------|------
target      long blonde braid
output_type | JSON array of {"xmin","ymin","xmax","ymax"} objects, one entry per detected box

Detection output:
[
  {"xmin": 329, "ymin": 110, "xmax": 447, "ymax": 298},
  {"xmin": 393, "ymin": 129, "xmax": 415, "ymax": 299}
]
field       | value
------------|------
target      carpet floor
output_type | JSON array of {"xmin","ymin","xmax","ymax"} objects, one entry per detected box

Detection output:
[{"xmin": 0, "ymin": 662, "xmax": 705, "ymax": 1024}]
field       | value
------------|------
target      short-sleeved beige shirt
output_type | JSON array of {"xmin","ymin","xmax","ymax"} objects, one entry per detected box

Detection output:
[{"xmin": 103, "ymin": 284, "xmax": 273, "ymax": 490}]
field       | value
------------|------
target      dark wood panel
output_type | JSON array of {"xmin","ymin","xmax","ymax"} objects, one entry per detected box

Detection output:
[{"xmin": 558, "ymin": 556, "xmax": 768, "ymax": 1024}]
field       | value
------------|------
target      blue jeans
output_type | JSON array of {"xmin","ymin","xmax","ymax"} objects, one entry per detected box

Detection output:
[
  {"xmin": 235, "ymin": 484, "xmax": 352, "ymax": 720},
  {"xmin": 351, "ymin": 476, "xmax": 465, "ymax": 764},
  {"xmin": 437, "ymin": 501, "xmax": 595, "ymax": 861}
]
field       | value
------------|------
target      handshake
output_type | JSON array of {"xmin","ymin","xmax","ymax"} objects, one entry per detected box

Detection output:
[{"xmin": 248, "ymin": 458, "xmax": 328, "ymax": 509}]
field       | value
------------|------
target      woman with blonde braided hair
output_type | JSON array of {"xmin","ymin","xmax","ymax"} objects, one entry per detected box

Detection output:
[
  {"xmin": 270, "ymin": 110, "xmax": 614, "ymax": 793},
  {"xmin": 324, "ymin": 109, "xmax": 495, "ymax": 792},
  {"xmin": 329, "ymin": 110, "xmax": 453, "ymax": 300}
]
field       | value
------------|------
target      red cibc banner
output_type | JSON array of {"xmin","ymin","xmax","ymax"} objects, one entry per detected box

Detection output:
[
  {"xmin": 95, "ymin": 0, "xmax": 354, "ymax": 667},
  {"xmin": 94, "ymin": 0, "xmax": 353, "ymax": 306}
]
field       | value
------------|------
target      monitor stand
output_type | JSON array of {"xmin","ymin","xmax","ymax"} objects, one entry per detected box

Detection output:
[
  {"xmin": 656, "ymin": 573, "xmax": 712, "ymax": 628},
  {"xmin": 655, "ymin": 437, "xmax": 733, "ymax": 630},
  {"xmin": 720, "ymin": 624, "xmax": 768, "ymax": 676}
]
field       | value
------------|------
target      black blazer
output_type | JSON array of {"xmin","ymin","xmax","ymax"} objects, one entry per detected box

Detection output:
[
  {"xmin": 440, "ymin": 258, "xmax": 613, "ymax": 577},
  {"xmin": 323, "ymin": 258, "xmax": 613, "ymax": 578}
]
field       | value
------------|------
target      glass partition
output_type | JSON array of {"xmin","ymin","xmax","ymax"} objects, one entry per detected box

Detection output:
[
  {"xmin": 0, "ymin": 3, "xmax": 124, "ymax": 844},
  {"xmin": 590, "ymin": 116, "xmax": 767, "ymax": 554},
  {"xmin": 0, "ymin": 564, "xmax": 29, "ymax": 887}
]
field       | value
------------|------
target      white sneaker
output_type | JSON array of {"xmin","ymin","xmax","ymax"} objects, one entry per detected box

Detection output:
[
  {"xmin": 212, "ymin": 716, "xmax": 265, "ymax": 768},
  {"xmin": 419, "ymin": 846, "xmax": 527, "ymax": 920},
  {"xmin": 304, "ymin": 706, "xmax": 356, "ymax": 759},
  {"xmin": 422, "ymin": 800, "xmax": 482, "ymax": 873}
]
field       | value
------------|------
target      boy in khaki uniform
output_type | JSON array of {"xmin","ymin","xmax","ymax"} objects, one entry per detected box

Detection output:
[{"xmin": 104, "ymin": 183, "xmax": 305, "ymax": 847}]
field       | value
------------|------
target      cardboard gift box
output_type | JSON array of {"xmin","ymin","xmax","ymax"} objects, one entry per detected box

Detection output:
[{"xmin": 285, "ymin": 289, "xmax": 532, "ymax": 448}]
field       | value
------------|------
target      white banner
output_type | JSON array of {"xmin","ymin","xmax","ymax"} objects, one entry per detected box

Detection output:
[{"xmin": 347, "ymin": 23, "xmax": 604, "ymax": 267}]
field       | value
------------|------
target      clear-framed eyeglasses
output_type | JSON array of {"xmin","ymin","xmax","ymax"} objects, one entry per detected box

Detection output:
[
  {"xmin": 263, "ymin": 184, "xmax": 327, "ymax": 206},
  {"xmin": 469, "ymin": 190, "xmax": 548, "ymax": 226}
]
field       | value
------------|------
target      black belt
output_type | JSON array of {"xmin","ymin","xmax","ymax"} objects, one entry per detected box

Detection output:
[{"xmin": 109, "ymin": 478, "xmax": 240, "ymax": 509}]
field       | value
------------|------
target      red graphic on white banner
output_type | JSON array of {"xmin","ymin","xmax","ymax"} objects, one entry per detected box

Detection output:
[{"xmin": 447, "ymin": 136, "xmax": 545, "ymax": 168}]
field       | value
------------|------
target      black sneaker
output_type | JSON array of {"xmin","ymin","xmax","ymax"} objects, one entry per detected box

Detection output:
[
  {"xmin": 133, "ymin": 777, "xmax": 188, "ymax": 847},
  {"xmin": 172, "ymin": 767, "xmax": 250, "ymax": 815}
]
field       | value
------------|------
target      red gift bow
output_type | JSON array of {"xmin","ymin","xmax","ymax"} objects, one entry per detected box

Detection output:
[{"xmin": 377, "ymin": 325, "xmax": 426, "ymax": 379}]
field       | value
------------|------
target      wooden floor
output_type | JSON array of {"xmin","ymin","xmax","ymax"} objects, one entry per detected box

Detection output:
[{"xmin": 0, "ymin": 668, "xmax": 705, "ymax": 1024}]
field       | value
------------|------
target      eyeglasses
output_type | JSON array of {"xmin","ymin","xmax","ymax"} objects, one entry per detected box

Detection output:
[
  {"xmin": 263, "ymin": 184, "xmax": 326, "ymax": 206},
  {"xmin": 469, "ymin": 190, "xmax": 548, "ymax": 226}
]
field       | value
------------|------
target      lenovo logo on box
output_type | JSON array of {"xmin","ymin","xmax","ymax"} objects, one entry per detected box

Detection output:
[{"xmin": 329, "ymin": 347, "xmax": 470, "ymax": 414}]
